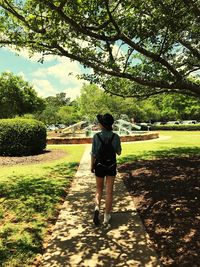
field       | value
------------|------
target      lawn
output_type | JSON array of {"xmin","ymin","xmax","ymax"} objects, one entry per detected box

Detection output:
[
  {"xmin": 0, "ymin": 144, "xmax": 86, "ymax": 267},
  {"xmin": 118, "ymin": 131, "xmax": 200, "ymax": 266},
  {"xmin": 119, "ymin": 131, "xmax": 200, "ymax": 163}
]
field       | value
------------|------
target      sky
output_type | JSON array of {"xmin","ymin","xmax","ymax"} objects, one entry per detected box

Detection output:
[{"xmin": 0, "ymin": 47, "xmax": 90, "ymax": 100}]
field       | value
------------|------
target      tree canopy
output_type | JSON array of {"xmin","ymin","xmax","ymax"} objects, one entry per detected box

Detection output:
[
  {"xmin": 0, "ymin": 0, "xmax": 200, "ymax": 98},
  {"xmin": 0, "ymin": 72, "xmax": 45, "ymax": 118},
  {"xmin": 45, "ymin": 93, "xmax": 70, "ymax": 107}
]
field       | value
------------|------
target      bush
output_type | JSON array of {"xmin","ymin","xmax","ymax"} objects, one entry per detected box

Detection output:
[
  {"xmin": 150, "ymin": 124, "xmax": 200, "ymax": 131},
  {"xmin": 0, "ymin": 119, "xmax": 47, "ymax": 156}
]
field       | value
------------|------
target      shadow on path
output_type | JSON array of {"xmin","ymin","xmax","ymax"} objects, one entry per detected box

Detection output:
[{"xmin": 41, "ymin": 146, "xmax": 161, "ymax": 267}]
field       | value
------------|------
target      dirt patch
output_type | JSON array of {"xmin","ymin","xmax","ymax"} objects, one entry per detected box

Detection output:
[
  {"xmin": 118, "ymin": 156, "xmax": 200, "ymax": 267},
  {"xmin": 0, "ymin": 149, "xmax": 67, "ymax": 166}
]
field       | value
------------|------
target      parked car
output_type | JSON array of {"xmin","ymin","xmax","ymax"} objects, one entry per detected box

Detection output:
[
  {"xmin": 166, "ymin": 121, "xmax": 180, "ymax": 125},
  {"xmin": 153, "ymin": 122, "xmax": 162, "ymax": 125},
  {"xmin": 57, "ymin": 124, "xmax": 66, "ymax": 129},
  {"xmin": 181, "ymin": 120, "xmax": 197, "ymax": 124},
  {"xmin": 46, "ymin": 124, "xmax": 59, "ymax": 131}
]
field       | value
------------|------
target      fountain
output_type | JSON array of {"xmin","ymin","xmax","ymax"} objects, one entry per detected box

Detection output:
[
  {"xmin": 47, "ymin": 119, "xmax": 159, "ymax": 144},
  {"xmin": 60, "ymin": 121, "xmax": 87, "ymax": 137},
  {"xmin": 114, "ymin": 119, "xmax": 142, "ymax": 135}
]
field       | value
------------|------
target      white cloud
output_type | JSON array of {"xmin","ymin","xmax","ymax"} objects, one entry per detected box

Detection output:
[
  {"xmin": 64, "ymin": 86, "xmax": 82, "ymax": 100},
  {"xmin": 31, "ymin": 57, "xmax": 88, "ymax": 99},
  {"xmin": 3, "ymin": 46, "xmax": 91, "ymax": 99},
  {"xmin": 32, "ymin": 79, "xmax": 58, "ymax": 97},
  {"xmin": 32, "ymin": 57, "xmax": 82, "ymax": 82},
  {"xmin": 3, "ymin": 46, "xmax": 58, "ymax": 62},
  {"xmin": 17, "ymin": 71, "xmax": 26, "ymax": 80}
]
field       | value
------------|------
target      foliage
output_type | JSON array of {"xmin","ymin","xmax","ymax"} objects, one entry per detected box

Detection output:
[
  {"xmin": 151, "ymin": 94, "xmax": 200, "ymax": 121},
  {"xmin": 45, "ymin": 93, "xmax": 70, "ymax": 107},
  {"xmin": 76, "ymin": 84, "xmax": 200, "ymax": 123},
  {"xmin": 36, "ymin": 93, "xmax": 80, "ymax": 125},
  {"xmin": 0, "ymin": 118, "xmax": 46, "ymax": 156},
  {"xmin": 57, "ymin": 105, "xmax": 81, "ymax": 125},
  {"xmin": 77, "ymin": 84, "xmax": 110, "ymax": 121},
  {"xmin": 0, "ymin": 1, "xmax": 199, "ymax": 98},
  {"xmin": 77, "ymin": 84, "xmax": 148, "ymax": 122},
  {"xmin": 36, "ymin": 105, "xmax": 61, "ymax": 125},
  {"xmin": 0, "ymin": 72, "xmax": 45, "ymax": 118}
]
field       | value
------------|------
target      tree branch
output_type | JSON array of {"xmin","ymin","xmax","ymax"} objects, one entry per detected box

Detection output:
[
  {"xmin": 53, "ymin": 43, "xmax": 200, "ymax": 96},
  {"xmin": 183, "ymin": 67, "xmax": 200, "ymax": 77},
  {"xmin": 121, "ymin": 33, "xmax": 183, "ymax": 80},
  {"xmin": 179, "ymin": 39, "xmax": 200, "ymax": 60},
  {"xmin": 181, "ymin": 0, "xmax": 200, "ymax": 18},
  {"xmin": 105, "ymin": 0, "xmax": 120, "ymax": 34},
  {"xmin": 103, "ymin": 85, "xmax": 199, "ymax": 99},
  {"xmin": 0, "ymin": 1, "xmax": 46, "ymax": 34},
  {"xmin": 59, "ymin": 0, "xmax": 68, "ymax": 10},
  {"xmin": 42, "ymin": 0, "xmax": 120, "ymax": 42},
  {"xmin": 123, "ymin": 48, "xmax": 134, "ymax": 73},
  {"xmin": 158, "ymin": 24, "xmax": 170, "ymax": 57}
]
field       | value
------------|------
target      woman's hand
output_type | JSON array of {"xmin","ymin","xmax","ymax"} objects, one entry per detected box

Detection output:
[{"xmin": 91, "ymin": 164, "xmax": 95, "ymax": 173}]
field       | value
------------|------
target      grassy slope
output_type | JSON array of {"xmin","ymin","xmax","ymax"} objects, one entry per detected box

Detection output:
[{"xmin": 0, "ymin": 144, "xmax": 86, "ymax": 267}]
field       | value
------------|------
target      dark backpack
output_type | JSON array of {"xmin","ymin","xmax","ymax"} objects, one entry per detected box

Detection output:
[{"xmin": 96, "ymin": 133, "xmax": 116, "ymax": 165}]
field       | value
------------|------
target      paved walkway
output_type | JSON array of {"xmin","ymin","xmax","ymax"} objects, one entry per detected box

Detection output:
[{"xmin": 41, "ymin": 145, "xmax": 161, "ymax": 267}]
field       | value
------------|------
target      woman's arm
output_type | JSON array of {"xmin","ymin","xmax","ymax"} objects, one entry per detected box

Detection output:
[
  {"xmin": 114, "ymin": 134, "xmax": 122, "ymax": 155},
  {"xmin": 91, "ymin": 155, "xmax": 96, "ymax": 173}
]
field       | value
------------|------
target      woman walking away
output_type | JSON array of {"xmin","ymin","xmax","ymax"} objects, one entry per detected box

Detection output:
[{"xmin": 91, "ymin": 113, "xmax": 122, "ymax": 226}]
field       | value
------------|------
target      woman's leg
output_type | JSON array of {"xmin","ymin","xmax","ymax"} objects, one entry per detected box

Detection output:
[
  {"xmin": 105, "ymin": 175, "xmax": 115, "ymax": 214},
  {"xmin": 93, "ymin": 176, "xmax": 104, "ymax": 225},
  {"xmin": 95, "ymin": 176, "xmax": 104, "ymax": 208}
]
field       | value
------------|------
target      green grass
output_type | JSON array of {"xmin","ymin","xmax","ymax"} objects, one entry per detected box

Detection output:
[
  {"xmin": 118, "ymin": 131, "xmax": 200, "ymax": 164},
  {"xmin": 0, "ymin": 144, "xmax": 85, "ymax": 267}
]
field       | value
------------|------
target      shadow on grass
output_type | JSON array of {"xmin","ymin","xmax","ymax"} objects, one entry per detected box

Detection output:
[
  {"xmin": 118, "ymin": 152, "xmax": 200, "ymax": 266},
  {"xmin": 118, "ymin": 146, "xmax": 200, "ymax": 164},
  {"xmin": 0, "ymin": 162, "xmax": 79, "ymax": 266}
]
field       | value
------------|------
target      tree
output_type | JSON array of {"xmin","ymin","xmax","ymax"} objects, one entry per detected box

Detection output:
[
  {"xmin": 77, "ymin": 84, "xmax": 110, "ymax": 121},
  {"xmin": 152, "ymin": 94, "xmax": 200, "ymax": 121},
  {"xmin": 45, "ymin": 93, "xmax": 70, "ymax": 107},
  {"xmin": 57, "ymin": 105, "xmax": 81, "ymax": 125},
  {"xmin": 0, "ymin": 0, "xmax": 199, "ymax": 98},
  {"xmin": 77, "ymin": 83, "xmax": 151, "ymax": 122},
  {"xmin": 36, "ymin": 105, "xmax": 61, "ymax": 125},
  {"xmin": 0, "ymin": 72, "xmax": 45, "ymax": 118}
]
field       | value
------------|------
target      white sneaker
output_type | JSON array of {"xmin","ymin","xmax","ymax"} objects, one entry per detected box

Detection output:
[{"xmin": 103, "ymin": 213, "xmax": 111, "ymax": 225}]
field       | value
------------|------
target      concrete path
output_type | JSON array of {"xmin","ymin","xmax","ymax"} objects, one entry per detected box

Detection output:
[{"xmin": 41, "ymin": 145, "xmax": 161, "ymax": 267}]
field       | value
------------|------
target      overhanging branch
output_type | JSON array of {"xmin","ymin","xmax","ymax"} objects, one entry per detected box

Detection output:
[
  {"xmin": 42, "ymin": 0, "xmax": 120, "ymax": 42},
  {"xmin": 179, "ymin": 39, "xmax": 200, "ymax": 60},
  {"xmin": 0, "ymin": 1, "xmax": 46, "ymax": 34}
]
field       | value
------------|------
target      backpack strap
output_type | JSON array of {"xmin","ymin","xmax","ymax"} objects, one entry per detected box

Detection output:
[
  {"xmin": 110, "ymin": 133, "xmax": 115, "ymax": 143},
  {"xmin": 97, "ymin": 133, "xmax": 104, "ymax": 144},
  {"xmin": 97, "ymin": 133, "xmax": 115, "ymax": 144}
]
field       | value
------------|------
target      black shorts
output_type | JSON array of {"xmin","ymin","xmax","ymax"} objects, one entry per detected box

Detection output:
[{"xmin": 94, "ymin": 162, "xmax": 117, "ymax": 178}]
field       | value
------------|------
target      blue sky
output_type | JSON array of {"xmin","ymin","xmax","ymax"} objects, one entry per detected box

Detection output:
[{"xmin": 0, "ymin": 47, "xmax": 89, "ymax": 99}]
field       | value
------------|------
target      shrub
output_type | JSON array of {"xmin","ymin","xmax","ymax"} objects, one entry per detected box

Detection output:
[
  {"xmin": 0, "ymin": 118, "xmax": 47, "ymax": 156},
  {"xmin": 150, "ymin": 124, "xmax": 200, "ymax": 131}
]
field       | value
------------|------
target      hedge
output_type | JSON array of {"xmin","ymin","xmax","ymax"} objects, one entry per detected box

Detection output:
[
  {"xmin": 150, "ymin": 124, "xmax": 200, "ymax": 131},
  {"xmin": 0, "ymin": 118, "xmax": 47, "ymax": 156}
]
